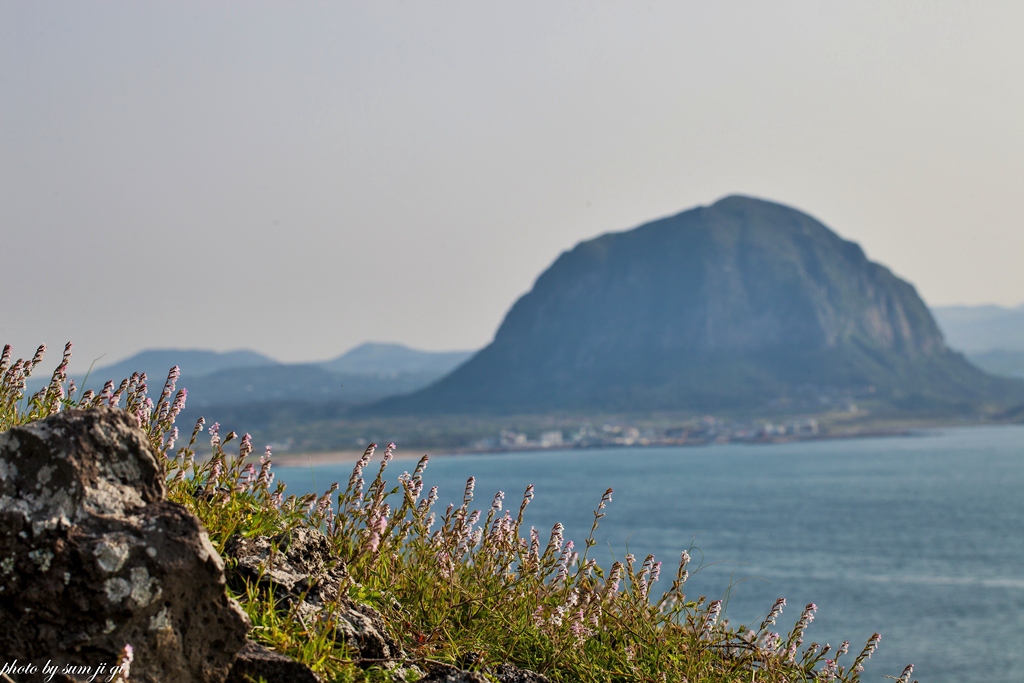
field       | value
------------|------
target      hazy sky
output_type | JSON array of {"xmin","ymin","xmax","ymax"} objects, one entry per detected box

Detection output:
[{"xmin": 2, "ymin": 2, "xmax": 1023, "ymax": 368}]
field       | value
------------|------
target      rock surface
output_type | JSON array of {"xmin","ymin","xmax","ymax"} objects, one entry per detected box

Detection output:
[
  {"xmin": 420, "ymin": 664, "xmax": 489, "ymax": 683},
  {"xmin": 494, "ymin": 663, "xmax": 550, "ymax": 683},
  {"xmin": 0, "ymin": 408, "xmax": 250, "ymax": 683},
  {"xmin": 224, "ymin": 640, "xmax": 318, "ymax": 683},
  {"xmin": 224, "ymin": 527, "xmax": 400, "ymax": 662}
]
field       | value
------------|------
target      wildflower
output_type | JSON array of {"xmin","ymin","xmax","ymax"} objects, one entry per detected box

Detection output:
[
  {"xmin": 817, "ymin": 659, "xmax": 839, "ymax": 681},
  {"xmin": 606, "ymin": 562, "xmax": 623, "ymax": 595},
  {"xmin": 761, "ymin": 631, "xmax": 781, "ymax": 653},
  {"xmin": 209, "ymin": 422, "xmax": 221, "ymax": 447},
  {"xmin": 239, "ymin": 433, "xmax": 253, "ymax": 460},
  {"xmin": 491, "ymin": 490, "xmax": 505, "ymax": 511},
  {"xmin": 570, "ymin": 609, "xmax": 593, "ymax": 644},
  {"xmin": 366, "ymin": 506, "xmax": 390, "ymax": 554},
  {"xmin": 797, "ymin": 602, "xmax": 817, "ymax": 630},
  {"xmin": 701, "ymin": 600, "xmax": 722, "ymax": 638},
  {"xmin": 30, "ymin": 344, "xmax": 46, "ymax": 369},
  {"xmin": 49, "ymin": 383, "xmax": 65, "ymax": 413},
  {"xmin": 163, "ymin": 426, "xmax": 179, "ymax": 453},
  {"xmin": 852, "ymin": 632, "xmax": 882, "ymax": 672},
  {"xmin": 257, "ymin": 447, "xmax": 274, "ymax": 488},
  {"xmin": 413, "ymin": 454, "xmax": 429, "ymax": 477},
  {"xmin": 546, "ymin": 523, "xmax": 564, "ymax": 558},
  {"xmin": 169, "ymin": 388, "xmax": 187, "ymax": 420},
  {"xmin": 240, "ymin": 463, "xmax": 256, "ymax": 490},
  {"xmin": 761, "ymin": 597, "xmax": 786, "ymax": 630},
  {"xmin": 110, "ymin": 378, "xmax": 128, "ymax": 407},
  {"xmin": 117, "ymin": 643, "xmax": 133, "ymax": 681},
  {"xmin": 896, "ymin": 664, "xmax": 914, "ymax": 683},
  {"xmin": 556, "ymin": 540, "xmax": 574, "ymax": 583}
]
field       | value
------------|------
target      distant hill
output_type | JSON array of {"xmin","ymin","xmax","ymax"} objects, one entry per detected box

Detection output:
[
  {"xmin": 319, "ymin": 343, "xmax": 473, "ymax": 376},
  {"xmin": 929, "ymin": 305, "xmax": 1024, "ymax": 378},
  {"xmin": 83, "ymin": 348, "xmax": 280, "ymax": 387},
  {"xmin": 180, "ymin": 365, "xmax": 454, "ymax": 409},
  {"xmin": 378, "ymin": 196, "xmax": 1023, "ymax": 415},
  {"xmin": 930, "ymin": 305, "xmax": 1024, "ymax": 353},
  {"xmin": 961, "ymin": 350, "xmax": 1024, "ymax": 379},
  {"xmin": 34, "ymin": 344, "xmax": 474, "ymax": 414}
]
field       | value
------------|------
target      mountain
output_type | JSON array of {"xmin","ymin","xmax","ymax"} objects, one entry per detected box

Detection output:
[
  {"xmin": 35, "ymin": 344, "xmax": 476, "ymax": 425},
  {"xmin": 180, "ymin": 364, "xmax": 456, "ymax": 409},
  {"xmin": 319, "ymin": 343, "xmax": 474, "ymax": 376},
  {"xmin": 930, "ymin": 305, "xmax": 1024, "ymax": 354},
  {"xmin": 961, "ymin": 350, "xmax": 1024, "ymax": 379},
  {"xmin": 929, "ymin": 305, "xmax": 1024, "ymax": 378},
  {"xmin": 380, "ymin": 196, "xmax": 1021, "ymax": 415},
  {"xmin": 86, "ymin": 348, "xmax": 279, "ymax": 386}
]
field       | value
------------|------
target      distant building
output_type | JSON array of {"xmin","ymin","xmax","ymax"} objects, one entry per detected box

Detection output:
[{"xmin": 539, "ymin": 430, "xmax": 563, "ymax": 448}]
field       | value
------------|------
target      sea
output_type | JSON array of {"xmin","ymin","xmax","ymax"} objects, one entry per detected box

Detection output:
[{"xmin": 275, "ymin": 425, "xmax": 1024, "ymax": 683}]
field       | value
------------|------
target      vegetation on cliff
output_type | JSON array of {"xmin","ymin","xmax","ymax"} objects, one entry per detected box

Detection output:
[{"xmin": 0, "ymin": 343, "xmax": 912, "ymax": 683}]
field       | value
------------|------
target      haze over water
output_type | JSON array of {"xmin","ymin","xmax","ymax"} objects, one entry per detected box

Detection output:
[{"xmin": 278, "ymin": 426, "xmax": 1024, "ymax": 683}]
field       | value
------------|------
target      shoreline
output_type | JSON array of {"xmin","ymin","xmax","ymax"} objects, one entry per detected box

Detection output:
[{"xmin": 266, "ymin": 420, "xmax": 988, "ymax": 466}]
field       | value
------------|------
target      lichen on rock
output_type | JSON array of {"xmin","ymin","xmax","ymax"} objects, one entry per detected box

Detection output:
[{"xmin": 0, "ymin": 408, "xmax": 250, "ymax": 683}]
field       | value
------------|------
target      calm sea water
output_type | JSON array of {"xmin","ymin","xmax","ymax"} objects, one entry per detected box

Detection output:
[{"xmin": 276, "ymin": 426, "xmax": 1024, "ymax": 683}]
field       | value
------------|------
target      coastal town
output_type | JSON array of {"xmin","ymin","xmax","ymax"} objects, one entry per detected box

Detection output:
[{"xmin": 469, "ymin": 416, "xmax": 824, "ymax": 452}]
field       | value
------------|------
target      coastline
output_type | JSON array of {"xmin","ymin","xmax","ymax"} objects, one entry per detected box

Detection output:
[{"xmin": 266, "ymin": 419, "xmax": 965, "ymax": 466}]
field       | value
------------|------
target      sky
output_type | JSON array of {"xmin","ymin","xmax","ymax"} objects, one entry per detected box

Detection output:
[{"xmin": 2, "ymin": 1, "xmax": 1023, "ymax": 369}]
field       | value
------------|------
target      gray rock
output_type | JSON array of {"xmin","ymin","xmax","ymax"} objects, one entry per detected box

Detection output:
[
  {"xmin": 224, "ymin": 527, "xmax": 399, "ymax": 662},
  {"xmin": 332, "ymin": 600, "xmax": 400, "ymax": 661},
  {"xmin": 494, "ymin": 663, "xmax": 550, "ymax": 683},
  {"xmin": 224, "ymin": 526, "xmax": 344, "ymax": 606},
  {"xmin": 420, "ymin": 664, "xmax": 489, "ymax": 683},
  {"xmin": 383, "ymin": 662, "xmax": 426, "ymax": 683},
  {"xmin": 0, "ymin": 408, "xmax": 250, "ymax": 683},
  {"xmin": 225, "ymin": 640, "xmax": 318, "ymax": 683}
]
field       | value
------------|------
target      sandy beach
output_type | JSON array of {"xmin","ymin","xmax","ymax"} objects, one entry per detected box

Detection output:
[{"xmin": 270, "ymin": 447, "xmax": 433, "ymax": 467}]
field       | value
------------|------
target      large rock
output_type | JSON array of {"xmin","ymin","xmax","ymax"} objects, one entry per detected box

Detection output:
[
  {"xmin": 0, "ymin": 408, "xmax": 250, "ymax": 683},
  {"xmin": 224, "ymin": 640, "xmax": 318, "ymax": 683},
  {"xmin": 224, "ymin": 528, "xmax": 400, "ymax": 662}
]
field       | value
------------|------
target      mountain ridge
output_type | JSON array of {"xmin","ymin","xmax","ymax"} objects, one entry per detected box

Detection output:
[{"xmin": 374, "ymin": 196, "xmax": 1023, "ymax": 415}]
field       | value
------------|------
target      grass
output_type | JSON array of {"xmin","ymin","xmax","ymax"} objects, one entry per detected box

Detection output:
[{"xmin": 1, "ymin": 343, "xmax": 912, "ymax": 683}]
